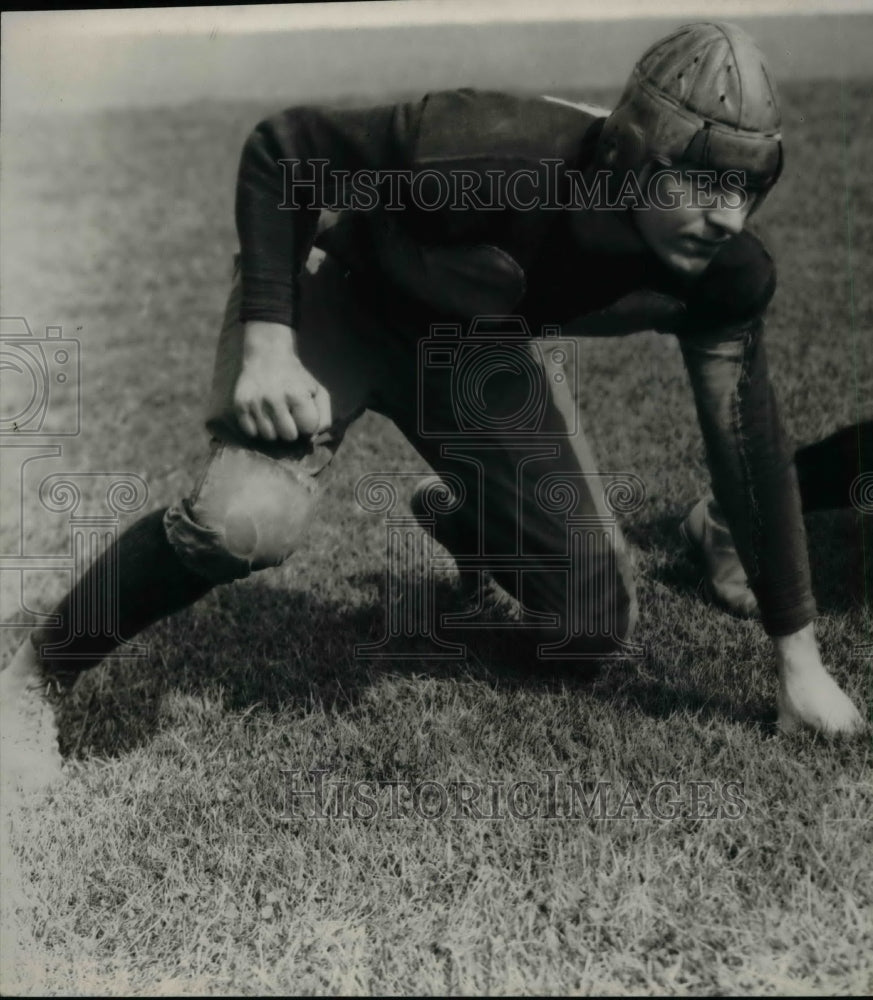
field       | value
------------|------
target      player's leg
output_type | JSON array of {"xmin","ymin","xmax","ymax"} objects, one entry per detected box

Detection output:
[
  {"xmin": 0, "ymin": 443, "xmax": 331, "ymax": 792},
  {"xmin": 1, "ymin": 248, "xmax": 381, "ymax": 790},
  {"xmin": 385, "ymin": 334, "xmax": 638, "ymax": 661},
  {"xmin": 0, "ymin": 507, "xmax": 215, "ymax": 791}
]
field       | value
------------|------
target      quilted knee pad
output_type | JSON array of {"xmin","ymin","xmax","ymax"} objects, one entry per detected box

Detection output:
[{"xmin": 164, "ymin": 443, "xmax": 318, "ymax": 583}]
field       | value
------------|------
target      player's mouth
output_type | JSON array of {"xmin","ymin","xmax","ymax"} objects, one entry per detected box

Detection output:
[{"xmin": 678, "ymin": 234, "xmax": 728, "ymax": 255}]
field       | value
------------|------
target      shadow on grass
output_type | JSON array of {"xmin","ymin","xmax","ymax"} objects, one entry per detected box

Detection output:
[{"xmin": 57, "ymin": 567, "xmax": 773, "ymax": 761}]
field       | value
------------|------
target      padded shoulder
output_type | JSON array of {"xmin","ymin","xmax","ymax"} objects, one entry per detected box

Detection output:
[
  {"xmin": 411, "ymin": 88, "xmax": 599, "ymax": 169},
  {"xmin": 685, "ymin": 231, "xmax": 777, "ymax": 327}
]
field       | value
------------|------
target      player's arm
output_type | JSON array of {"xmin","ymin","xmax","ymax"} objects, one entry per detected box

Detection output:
[
  {"xmin": 232, "ymin": 321, "xmax": 330, "ymax": 442},
  {"xmin": 232, "ymin": 101, "xmax": 415, "ymax": 440},
  {"xmin": 678, "ymin": 304, "xmax": 863, "ymax": 735}
]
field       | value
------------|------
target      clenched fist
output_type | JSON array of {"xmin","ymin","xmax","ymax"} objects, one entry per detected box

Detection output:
[{"xmin": 233, "ymin": 321, "xmax": 332, "ymax": 442}]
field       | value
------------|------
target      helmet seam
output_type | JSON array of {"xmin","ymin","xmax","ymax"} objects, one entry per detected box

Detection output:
[
  {"xmin": 635, "ymin": 74, "xmax": 781, "ymax": 140},
  {"xmin": 721, "ymin": 28, "xmax": 744, "ymax": 128}
]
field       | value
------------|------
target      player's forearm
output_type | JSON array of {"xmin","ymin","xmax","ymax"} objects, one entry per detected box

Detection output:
[
  {"xmin": 235, "ymin": 118, "xmax": 316, "ymax": 327},
  {"xmin": 680, "ymin": 321, "xmax": 817, "ymax": 637}
]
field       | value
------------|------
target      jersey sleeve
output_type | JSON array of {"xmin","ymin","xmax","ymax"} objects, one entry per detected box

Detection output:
[
  {"xmin": 234, "ymin": 100, "xmax": 418, "ymax": 326},
  {"xmin": 679, "ymin": 231, "xmax": 777, "ymax": 334},
  {"xmin": 674, "ymin": 232, "xmax": 817, "ymax": 634}
]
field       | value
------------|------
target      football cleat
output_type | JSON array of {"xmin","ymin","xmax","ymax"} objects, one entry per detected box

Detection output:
[
  {"xmin": 410, "ymin": 476, "xmax": 483, "ymax": 608},
  {"xmin": 680, "ymin": 495, "xmax": 760, "ymax": 618}
]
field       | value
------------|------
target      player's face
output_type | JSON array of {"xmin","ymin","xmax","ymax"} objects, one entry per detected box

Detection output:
[{"xmin": 633, "ymin": 167, "xmax": 754, "ymax": 276}]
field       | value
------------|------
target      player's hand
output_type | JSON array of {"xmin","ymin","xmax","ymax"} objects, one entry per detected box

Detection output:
[
  {"xmin": 233, "ymin": 321, "xmax": 332, "ymax": 442},
  {"xmin": 773, "ymin": 623, "xmax": 865, "ymax": 736}
]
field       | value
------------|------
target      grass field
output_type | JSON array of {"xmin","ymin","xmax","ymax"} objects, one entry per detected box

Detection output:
[{"xmin": 1, "ymin": 77, "xmax": 872, "ymax": 995}]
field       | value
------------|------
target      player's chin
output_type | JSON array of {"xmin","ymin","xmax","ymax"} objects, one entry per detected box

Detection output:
[{"xmin": 662, "ymin": 247, "xmax": 713, "ymax": 277}]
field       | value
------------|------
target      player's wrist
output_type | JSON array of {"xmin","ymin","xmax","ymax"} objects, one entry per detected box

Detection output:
[{"xmin": 242, "ymin": 320, "xmax": 298, "ymax": 360}]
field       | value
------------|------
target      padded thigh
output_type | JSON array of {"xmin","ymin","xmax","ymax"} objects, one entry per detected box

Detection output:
[{"xmin": 165, "ymin": 443, "xmax": 318, "ymax": 582}]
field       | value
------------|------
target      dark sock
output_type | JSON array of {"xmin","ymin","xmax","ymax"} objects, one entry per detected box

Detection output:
[{"xmin": 30, "ymin": 508, "xmax": 215, "ymax": 680}]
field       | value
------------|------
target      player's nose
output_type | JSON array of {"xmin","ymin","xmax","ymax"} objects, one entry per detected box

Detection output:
[{"xmin": 704, "ymin": 200, "xmax": 748, "ymax": 237}]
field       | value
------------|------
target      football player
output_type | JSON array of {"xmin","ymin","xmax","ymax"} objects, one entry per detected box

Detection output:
[{"xmin": 2, "ymin": 21, "xmax": 864, "ymax": 793}]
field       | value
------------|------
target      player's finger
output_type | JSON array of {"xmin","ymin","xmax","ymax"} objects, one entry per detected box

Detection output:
[
  {"xmin": 266, "ymin": 398, "xmax": 299, "ymax": 441},
  {"xmin": 236, "ymin": 407, "xmax": 260, "ymax": 439},
  {"xmin": 250, "ymin": 401, "xmax": 277, "ymax": 441},
  {"xmin": 289, "ymin": 392, "xmax": 321, "ymax": 437},
  {"xmin": 312, "ymin": 384, "xmax": 332, "ymax": 433}
]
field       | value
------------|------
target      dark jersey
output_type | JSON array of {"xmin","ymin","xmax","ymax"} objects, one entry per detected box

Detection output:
[
  {"xmin": 232, "ymin": 88, "xmax": 814, "ymax": 637},
  {"xmin": 235, "ymin": 89, "xmax": 775, "ymax": 338}
]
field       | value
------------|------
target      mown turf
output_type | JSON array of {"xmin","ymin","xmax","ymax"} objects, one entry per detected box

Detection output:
[{"xmin": 1, "ymin": 78, "xmax": 871, "ymax": 995}]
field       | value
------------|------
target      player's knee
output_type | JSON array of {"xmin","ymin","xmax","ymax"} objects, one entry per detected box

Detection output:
[
  {"xmin": 164, "ymin": 446, "xmax": 317, "ymax": 583},
  {"xmin": 165, "ymin": 487, "xmax": 312, "ymax": 584}
]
